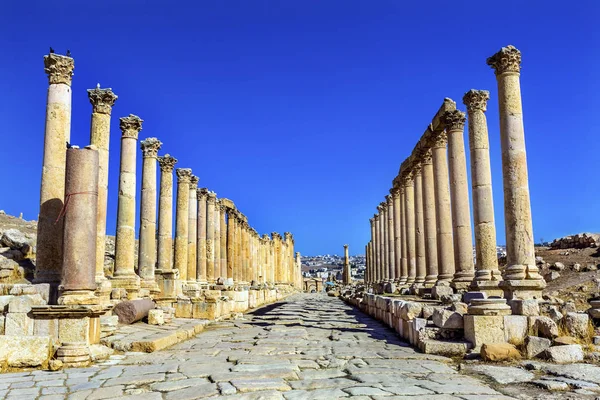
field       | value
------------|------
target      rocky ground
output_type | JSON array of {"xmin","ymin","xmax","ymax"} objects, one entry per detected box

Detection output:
[{"xmin": 1, "ymin": 293, "xmax": 600, "ymax": 399}]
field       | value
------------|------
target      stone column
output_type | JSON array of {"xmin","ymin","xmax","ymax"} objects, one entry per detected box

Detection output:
[
  {"xmin": 430, "ymin": 130, "xmax": 455, "ymax": 284},
  {"xmin": 296, "ymin": 252, "xmax": 301, "ymax": 287},
  {"xmin": 421, "ymin": 150, "xmax": 439, "ymax": 287},
  {"xmin": 112, "ymin": 115, "xmax": 143, "ymax": 296},
  {"xmin": 213, "ymin": 200, "xmax": 222, "ymax": 282},
  {"xmin": 392, "ymin": 188, "xmax": 401, "ymax": 282},
  {"xmin": 369, "ymin": 218, "xmax": 375, "ymax": 283},
  {"xmin": 343, "ymin": 244, "xmax": 350, "ymax": 284},
  {"xmin": 237, "ymin": 218, "xmax": 244, "ymax": 284},
  {"xmin": 206, "ymin": 192, "xmax": 216, "ymax": 283},
  {"xmin": 87, "ymin": 86, "xmax": 117, "ymax": 289},
  {"xmin": 463, "ymin": 90, "xmax": 503, "ymax": 295},
  {"xmin": 138, "ymin": 137, "xmax": 162, "ymax": 293},
  {"xmin": 196, "ymin": 188, "xmax": 208, "ymax": 283},
  {"xmin": 373, "ymin": 212, "xmax": 381, "ymax": 283},
  {"xmin": 174, "ymin": 168, "xmax": 192, "ymax": 282},
  {"xmin": 59, "ymin": 146, "xmax": 99, "ymax": 305},
  {"xmin": 399, "ymin": 187, "xmax": 408, "ymax": 284},
  {"xmin": 227, "ymin": 210, "xmax": 235, "ymax": 283},
  {"xmin": 403, "ymin": 173, "xmax": 416, "ymax": 285},
  {"xmin": 382, "ymin": 203, "xmax": 390, "ymax": 281},
  {"xmin": 187, "ymin": 176, "xmax": 199, "ymax": 284},
  {"xmin": 414, "ymin": 164, "xmax": 426, "ymax": 287},
  {"xmin": 442, "ymin": 110, "xmax": 475, "ymax": 291},
  {"xmin": 220, "ymin": 204, "xmax": 228, "ymax": 283},
  {"xmin": 36, "ymin": 52, "xmax": 74, "ymax": 295},
  {"xmin": 157, "ymin": 155, "xmax": 177, "ymax": 271},
  {"xmin": 487, "ymin": 45, "xmax": 545, "ymax": 299},
  {"xmin": 386, "ymin": 195, "xmax": 396, "ymax": 282}
]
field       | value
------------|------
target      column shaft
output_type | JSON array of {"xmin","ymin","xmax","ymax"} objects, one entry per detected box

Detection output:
[
  {"xmin": 157, "ymin": 156, "xmax": 177, "ymax": 272},
  {"xmin": 196, "ymin": 189, "xmax": 208, "ymax": 282},
  {"xmin": 187, "ymin": 176, "xmax": 198, "ymax": 283},
  {"xmin": 392, "ymin": 189, "xmax": 401, "ymax": 281},
  {"xmin": 173, "ymin": 168, "xmax": 192, "ymax": 282},
  {"xmin": 214, "ymin": 200, "xmax": 221, "ymax": 281},
  {"xmin": 403, "ymin": 177, "xmax": 416, "ymax": 284},
  {"xmin": 400, "ymin": 188, "xmax": 408, "ymax": 284},
  {"xmin": 422, "ymin": 153, "xmax": 439, "ymax": 286},
  {"xmin": 386, "ymin": 196, "xmax": 395, "ymax": 281},
  {"xmin": 414, "ymin": 168, "xmax": 426, "ymax": 285},
  {"xmin": 206, "ymin": 193, "xmax": 216, "ymax": 283}
]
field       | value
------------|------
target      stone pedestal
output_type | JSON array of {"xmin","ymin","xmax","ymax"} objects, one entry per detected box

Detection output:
[
  {"xmin": 138, "ymin": 138, "xmax": 162, "ymax": 294},
  {"xmin": 442, "ymin": 110, "xmax": 475, "ymax": 291},
  {"xmin": 36, "ymin": 52, "xmax": 75, "ymax": 300},
  {"xmin": 112, "ymin": 115, "xmax": 143, "ymax": 297},
  {"xmin": 59, "ymin": 147, "xmax": 100, "ymax": 305},
  {"xmin": 487, "ymin": 45, "xmax": 545, "ymax": 299},
  {"xmin": 87, "ymin": 86, "xmax": 117, "ymax": 301}
]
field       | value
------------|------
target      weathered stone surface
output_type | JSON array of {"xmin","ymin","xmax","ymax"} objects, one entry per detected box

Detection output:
[
  {"xmin": 564, "ymin": 312, "xmax": 589, "ymax": 338},
  {"xmin": 0, "ymin": 335, "xmax": 52, "ymax": 367},
  {"xmin": 114, "ymin": 299, "xmax": 155, "ymax": 324},
  {"xmin": 400, "ymin": 302, "xmax": 423, "ymax": 320},
  {"xmin": 525, "ymin": 336, "xmax": 551, "ymax": 359},
  {"xmin": 148, "ymin": 309, "xmax": 164, "ymax": 325},
  {"xmin": 511, "ymin": 299, "xmax": 539, "ymax": 316},
  {"xmin": 543, "ymin": 344, "xmax": 584, "ymax": 363},
  {"xmin": 432, "ymin": 309, "xmax": 464, "ymax": 329},
  {"xmin": 0, "ymin": 229, "xmax": 33, "ymax": 250},
  {"xmin": 532, "ymin": 316, "xmax": 559, "ymax": 339},
  {"xmin": 553, "ymin": 336, "xmax": 578, "ymax": 346},
  {"xmin": 480, "ymin": 343, "xmax": 521, "ymax": 361},
  {"xmin": 464, "ymin": 315, "xmax": 504, "ymax": 350},
  {"xmin": 466, "ymin": 365, "xmax": 534, "ymax": 384}
]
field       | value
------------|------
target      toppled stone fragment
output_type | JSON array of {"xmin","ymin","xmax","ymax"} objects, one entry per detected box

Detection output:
[{"xmin": 480, "ymin": 343, "xmax": 521, "ymax": 362}]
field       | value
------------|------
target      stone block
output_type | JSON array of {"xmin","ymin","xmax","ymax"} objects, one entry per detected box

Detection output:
[
  {"xmin": 175, "ymin": 299, "xmax": 192, "ymax": 318},
  {"xmin": 59, "ymin": 317, "xmax": 90, "ymax": 343},
  {"xmin": 564, "ymin": 312, "xmax": 590, "ymax": 338},
  {"xmin": 525, "ymin": 336, "xmax": 551, "ymax": 358},
  {"xmin": 511, "ymin": 299, "xmax": 540, "ymax": 316},
  {"xmin": 531, "ymin": 316, "xmax": 559, "ymax": 339},
  {"xmin": 432, "ymin": 285, "xmax": 453, "ymax": 300},
  {"xmin": 5, "ymin": 313, "xmax": 33, "ymax": 335},
  {"xmin": 8, "ymin": 294, "xmax": 44, "ymax": 313},
  {"xmin": 0, "ymin": 316, "xmax": 4, "ymax": 335},
  {"xmin": 400, "ymin": 302, "xmax": 422, "ymax": 321},
  {"xmin": 463, "ymin": 291, "xmax": 486, "ymax": 304},
  {"xmin": 480, "ymin": 343, "xmax": 521, "ymax": 361},
  {"xmin": 432, "ymin": 309, "xmax": 464, "ymax": 329},
  {"xmin": 553, "ymin": 336, "xmax": 577, "ymax": 346},
  {"xmin": 420, "ymin": 340, "xmax": 469, "ymax": 356},
  {"xmin": 0, "ymin": 335, "xmax": 52, "ymax": 367},
  {"xmin": 503, "ymin": 315, "xmax": 528, "ymax": 344},
  {"xmin": 0, "ymin": 295, "xmax": 14, "ymax": 312},
  {"xmin": 464, "ymin": 315, "xmax": 505, "ymax": 351},
  {"xmin": 192, "ymin": 300, "xmax": 218, "ymax": 320},
  {"xmin": 34, "ymin": 318, "xmax": 58, "ymax": 338},
  {"xmin": 148, "ymin": 309, "xmax": 164, "ymax": 325},
  {"xmin": 543, "ymin": 344, "xmax": 584, "ymax": 363}
]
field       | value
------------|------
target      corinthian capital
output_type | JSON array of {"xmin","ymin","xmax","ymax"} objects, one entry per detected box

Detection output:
[
  {"xmin": 207, "ymin": 191, "xmax": 217, "ymax": 203},
  {"xmin": 176, "ymin": 168, "xmax": 193, "ymax": 183},
  {"xmin": 441, "ymin": 110, "xmax": 466, "ymax": 132},
  {"xmin": 44, "ymin": 53, "xmax": 74, "ymax": 86},
  {"xmin": 190, "ymin": 175, "xmax": 199, "ymax": 189},
  {"xmin": 140, "ymin": 137, "xmax": 162, "ymax": 158},
  {"xmin": 487, "ymin": 45, "xmax": 521, "ymax": 75},
  {"xmin": 421, "ymin": 148, "xmax": 433, "ymax": 165},
  {"xmin": 197, "ymin": 187, "xmax": 209, "ymax": 199},
  {"xmin": 87, "ymin": 85, "xmax": 118, "ymax": 115},
  {"xmin": 158, "ymin": 154, "xmax": 177, "ymax": 172},
  {"xmin": 120, "ymin": 114, "xmax": 143, "ymax": 139},
  {"xmin": 463, "ymin": 89, "xmax": 490, "ymax": 112}
]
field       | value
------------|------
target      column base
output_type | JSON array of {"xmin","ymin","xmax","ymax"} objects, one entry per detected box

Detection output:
[
  {"xmin": 500, "ymin": 279, "xmax": 546, "ymax": 300},
  {"xmin": 94, "ymin": 279, "xmax": 112, "ymax": 305},
  {"xmin": 58, "ymin": 289, "xmax": 99, "ymax": 305},
  {"xmin": 467, "ymin": 298, "xmax": 512, "ymax": 316},
  {"xmin": 140, "ymin": 279, "xmax": 161, "ymax": 295},
  {"xmin": 110, "ymin": 274, "xmax": 141, "ymax": 299},
  {"xmin": 56, "ymin": 342, "xmax": 91, "ymax": 368},
  {"xmin": 450, "ymin": 280, "xmax": 471, "ymax": 293},
  {"xmin": 470, "ymin": 279, "xmax": 504, "ymax": 298},
  {"xmin": 423, "ymin": 275, "xmax": 437, "ymax": 288}
]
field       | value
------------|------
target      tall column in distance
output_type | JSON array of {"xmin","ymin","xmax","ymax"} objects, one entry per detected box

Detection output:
[
  {"xmin": 156, "ymin": 155, "xmax": 177, "ymax": 299},
  {"xmin": 392, "ymin": 188, "xmax": 402, "ymax": 282},
  {"xmin": 369, "ymin": 218, "xmax": 375, "ymax": 284},
  {"xmin": 487, "ymin": 45, "xmax": 545, "ymax": 299},
  {"xmin": 343, "ymin": 244, "xmax": 350, "ymax": 284},
  {"xmin": 463, "ymin": 90, "xmax": 503, "ymax": 296},
  {"xmin": 442, "ymin": 110, "xmax": 475, "ymax": 291},
  {"xmin": 403, "ymin": 172, "xmax": 416, "ymax": 285},
  {"xmin": 227, "ymin": 210, "xmax": 235, "ymax": 283},
  {"xmin": 196, "ymin": 188, "xmax": 208, "ymax": 284},
  {"xmin": 138, "ymin": 137, "xmax": 162, "ymax": 293},
  {"xmin": 374, "ymin": 211, "xmax": 382, "ymax": 283},
  {"xmin": 220, "ymin": 204, "xmax": 228, "ymax": 283},
  {"xmin": 36, "ymin": 52, "xmax": 75, "ymax": 296},
  {"xmin": 174, "ymin": 168, "xmax": 192, "ymax": 282},
  {"xmin": 87, "ymin": 85, "xmax": 117, "ymax": 289},
  {"xmin": 386, "ymin": 195, "xmax": 396, "ymax": 282},
  {"xmin": 421, "ymin": 149, "xmax": 439, "ymax": 287},
  {"xmin": 372, "ymin": 216, "xmax": 379, "ymax": 283},
  {"xmin": 213, "ymin": 199, "xmax": 222, "ymax": 282},
  {"xmin": 112, "ymin": 115, "xmax": 143, "ymax": 296},
  {"xmin": 205, "ymin": 192, "xmax": 216, "ymax": 283},
  {"xmin": 381, "ymin": 203, "xmax": 389, "ymax": 281},
  {"xmin": 430, "ymin": 130, "xmax": 455, "ymax": 284},
  {"xmin": 187, "ymin": 176, "xmax": 198, "ymax": 284},
  {"xmin": 413, "ymin": 164, "xmax": 426, "ymax": 286},
  {"xmin": 399, "ymin": 186, "xmax": 408, "ymax": 284}
]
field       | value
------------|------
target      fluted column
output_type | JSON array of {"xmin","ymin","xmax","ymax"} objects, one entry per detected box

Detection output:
[
  {"xmin": 382, "ymin": 203, "xmax": 390, "ymax": 281},
  {"xmin": 186, "ymin": 176, "xmax": 198, "ymax": 284},
  {"xmin": 206, "ymin": 192, "xmax": 216, "ymax": 283},
  {"xmin": 138, "ymin": 137, "xmax": 162, "ymax": 292},
  {"xmin": 157, "ymin": 155, "xmax": 177, "ymax": 272},
  {"xmin": 463, "ymin": 90, "xmax": 503, "ymax": 295},
  {"xmin": 414, "ymin": 164, "xmax": 426, "ymax": 286},
  {"xmin": 421, "ymin": 150, "xmax": 439, "ymax": 287},
  {"xmin": 174, "ymin": 168, "xmax": 192, "ymax": 282},
  {"xmin": 442, "ymin": 110, "xmax": 475, "ymax": 291},
  {"xmin": 36, "ymin": 52, "xmax": 74, "ymax": 295},
  {"xmin": 399, "ymin": 187, "xmax": 408, "ymax": 284},
  {"xmin": 430, "ymin": 130, "xmax": 455, "ymax": 284},
  {"xmin": 227, "ymin": 210, "xmax": 235, "ymax": 283},
  {"xmin": 214, "ymin": 199, "xmax": 222, "ymax": 282},
  {"xmin": 403, "ymin": 173, "xmax": 416, "ymax": 284},
  {"xmin": 219, "ymin": 204, "xmax": 228, "ymax": 282},
  {"xmin": 87, "ymin": 86, "xmax": 117, "ymax": 288},
  {"xmin": 343, "ymin": 244, "xmax": 350, "ymax": 284},
  {"xmin": 369, "ymin": 218, "xmax": 375, "ymax": 284},
  {"xmin": 196, "ymin": 188, "xmax": 208, "ymax": 283},
  {"xmin": 386, "ymin": 195, "xmax": 395, "ymax": 282},
  {"xmin": 487, "ymin": 45, "xmax": 545, "ymax": 299},
  {"xmin": 392, "ymin": 188, "xmax": 401, "ymax": 282},
  {"xmin": 112, "ymin": 115, "xmax": 143, "ymax": 295},
  {"xmin": 237, "ymin": 219, "xmax": 244, "ymax": 284}
]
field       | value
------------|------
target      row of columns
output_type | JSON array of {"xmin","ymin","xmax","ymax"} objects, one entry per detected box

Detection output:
[
  {"xmin": 35, "ymin": 51, "xmax": 301, "ymax": 305},
  {"xmin": 365, "ymin": 45, "xmax": 545, "ymax": 300}
]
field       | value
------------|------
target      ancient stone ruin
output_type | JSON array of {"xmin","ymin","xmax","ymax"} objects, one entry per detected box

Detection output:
[
  {"xmin": 0, "ymin": 51, "xmax": 301, "ymax": 370},
  {"xmin": 343, "ymin": 45, "xmax": 598, "ymax": 362}
]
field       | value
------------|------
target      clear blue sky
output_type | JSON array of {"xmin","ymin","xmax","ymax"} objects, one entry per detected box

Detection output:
[{"xmin": 0, "ymin": 1, "xmax": 598, "ymax": 256}]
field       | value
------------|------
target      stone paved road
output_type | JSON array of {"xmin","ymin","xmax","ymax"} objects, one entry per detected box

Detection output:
[{"xmin": 0, "ymin": 293, "xmax": 520, "ymax": 399}]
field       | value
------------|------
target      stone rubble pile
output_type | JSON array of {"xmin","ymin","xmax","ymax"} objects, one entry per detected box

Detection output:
[{"xmin": 550, "ymin": 233, "xmax": 600, "ymax": 249}]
